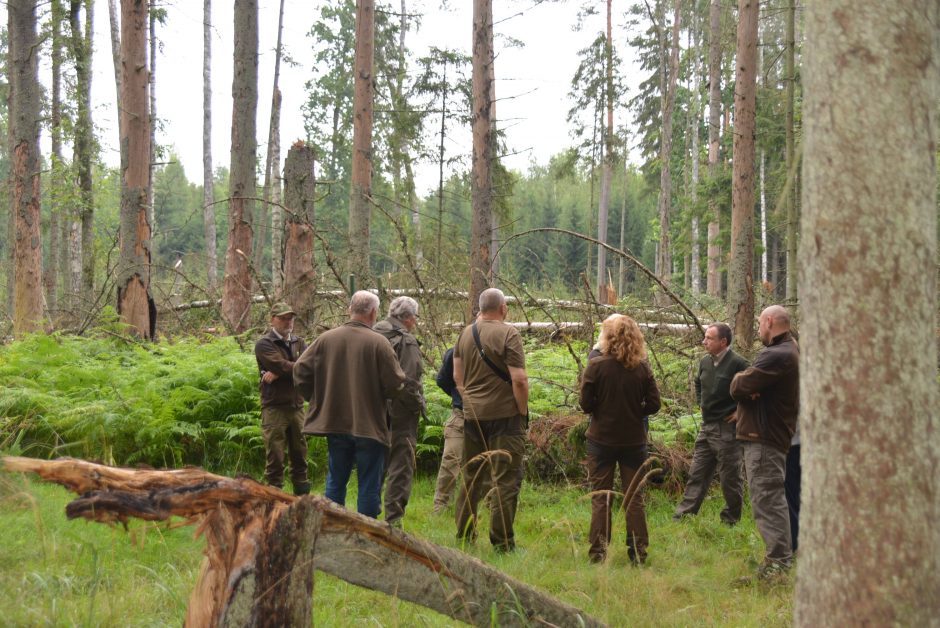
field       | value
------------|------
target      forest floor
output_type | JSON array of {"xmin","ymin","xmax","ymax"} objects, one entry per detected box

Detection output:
[{"xmin": 0, "ymin": 468, "xmax": 793, "ymax": 627}]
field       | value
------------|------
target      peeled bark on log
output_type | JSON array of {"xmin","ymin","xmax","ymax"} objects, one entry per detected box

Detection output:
[{"xmin": 2, "ymin": 457, "xmax": 604, "ymax": 628}]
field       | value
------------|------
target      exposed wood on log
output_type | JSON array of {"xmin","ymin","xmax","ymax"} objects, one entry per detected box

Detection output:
[{"xmin": 3, "ymin": 457, "xmax": 604, "ymax": 627}]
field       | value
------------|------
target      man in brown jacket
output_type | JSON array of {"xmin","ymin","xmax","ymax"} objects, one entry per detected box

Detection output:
[
  {"xmin": 294, "ymin": 291, "xmax": 419, "ymax": 518},
  {"xmin": 374, "ymin": 296, "xmax": 425, "ymax": 526},
  {"xmin": 731, "ymin": 304, "xmax": 800, "ymax": 578},
  {"xmin": 255, "ymin": 302, "xmax": 310, "ymax": 495},
  {"xmin": 453, "ymin": 288, "xmax": 529, "ymax": 552}
]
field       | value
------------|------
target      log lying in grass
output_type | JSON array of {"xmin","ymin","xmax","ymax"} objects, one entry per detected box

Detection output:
[{"xmin": 2, "ymin": 456, "xmax": 605, "ymax": 628}]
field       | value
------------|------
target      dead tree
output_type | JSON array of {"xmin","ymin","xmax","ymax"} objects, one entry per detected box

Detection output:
[{"xmin": 2, "ymin": 457, "xmax": 604, "ymax": 628}]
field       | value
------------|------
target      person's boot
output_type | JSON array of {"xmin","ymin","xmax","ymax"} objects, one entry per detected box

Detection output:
[{"xmin": 293, "ymin": 481, "xmax": 311, "ymax": 496}]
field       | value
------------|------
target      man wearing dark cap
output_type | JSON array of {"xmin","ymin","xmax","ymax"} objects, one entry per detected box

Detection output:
[{"xmin": 254, "ymin": 302, "xmax": 310, "ymax": 495}]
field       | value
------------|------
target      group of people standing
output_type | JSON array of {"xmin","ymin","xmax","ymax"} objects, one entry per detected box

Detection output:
[{"xmin": 253, "ymin": 289, "xmax": 800, "ymax": 579}]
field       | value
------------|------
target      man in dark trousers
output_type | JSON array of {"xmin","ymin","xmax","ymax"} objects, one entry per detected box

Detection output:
[
  {"xmin": 453, "ymin": 288, "xmax": 529, "ymax": 553},
  {"xmin": 374, "ymin": 296, "xmax": 425, "ymax": 527},
  {"xmin": 731, "ymin": 305, "xmax": 800, "ymax": 580},
  {"xmin": 294, "ymin": 291, "xmax": 419, "ymax": 518},
  {"xmin": 674, "ymin": 323, "xmax": 749, "ymax": 524},
  {"xmin": 254, "ymin": 302, "xmax": 310, "ymax": 495}
]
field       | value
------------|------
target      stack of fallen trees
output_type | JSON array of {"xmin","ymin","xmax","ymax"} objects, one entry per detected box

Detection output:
[{"xmin": 2, "ymin": 457, "xmax": 604, "ymax": 627}]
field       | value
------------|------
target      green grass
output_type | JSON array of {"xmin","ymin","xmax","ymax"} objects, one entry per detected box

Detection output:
[{"xmin": 0, "ymin": 470, "xmax": 792, "ymax": 627}]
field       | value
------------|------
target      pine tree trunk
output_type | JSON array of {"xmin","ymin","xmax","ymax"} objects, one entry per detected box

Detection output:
[
  {"xmin": 282, "ymin": 142, "xmax": 317, "ymax": 336},
  {"xmin": 347, "ymin": 0, "xmax": 376, "ymax": 287},
  {"xmin": 9, "ymin": 0, "xmax": 44, "ymax": 336},
  {"xmin": 70, "ymin": 0, "xmax": 95, "ymax": 298},
  {"xmin": 689, "ymin": 17, "xmax": 702, "ymax": 296},
  {"xmin": 117, "ymin": 0, "xmax": 153, "ymax": 339},
  {"xmin": 784, "ymin": 0, "xmax": 797, "ymax": 302},
  {"xmin": 221, "ymin": 0, "xmax": 258, "ymax": 332},
  {"xmin": 202, "ymin": 0, "xmax": 217, "ymax": 293},
  {"xmin": 727, "ymin": 0, "xmax": 758, "ymax": 350},
  {"xmin": 262, "ymin": 0, "xmax": 285, "ymax": 295},
  {"xmin": 469, "ymin": 0, "xmax": 494, "ymax": 315},
  {"xmin": 796, "ymin": 0, "xmax": 939, "ymax": 623},
  {"xmin": 705, "ymin": 0, "xmax": 722, "ymax": 298},
  {"xmin": 595, "ymin": 0, "xmax": 614, "ymax": 303},
  {"xmin": 46, "ymin": 0, "xmax": 65, "ymax": 317},
  {"xmin": 148, "ymin": 8, "xmax": 158, "ymax": 264},
  {"xmin": 655, "ymin": 0, "xmax": 681, "ymax": 298}
]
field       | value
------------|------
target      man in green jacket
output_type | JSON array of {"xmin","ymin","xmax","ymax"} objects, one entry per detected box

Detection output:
[
  {"xmin": 294, "ymin": 291, "xmax": 419, "ymax": 518},
  {"xmin": 731, "ymin": 305, "xmax": 800, "ymax": 579},
  {"xmin": 374, "ymin": 296, "xmax": 425, "ymax": 526},
  {"xmin": 254, "ymin": 302, "xmax": 310, "ymax": 495},
  {"xmin": 674, "ymin": 323, "xmax": 749, "ymax": 524}
]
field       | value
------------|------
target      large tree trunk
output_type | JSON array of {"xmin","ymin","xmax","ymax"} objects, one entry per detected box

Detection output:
[
  {"xmin": 117, "ymin": 0, "xmax": 153, "ymax": 339},
  {"xmin": 795, "ymin": 1, "xmax": 939, "ymax": 624},
  {"xmin": 9, "ymin": 0, "xmax": 44, "ymax": 336},
  {"xmin": 705, "ymin": 0, "xmax": 722, "ymax": 298},
  {"xmin": 595, "ymin": 0, "xmax": 614, "ymax": 304},
  {"xmin": 783, "ymin": 0, "xmax": 797, "ymax": 302},
  {"xmin": 469, "ymin": 0, "xmax": 494, "ymax": 316},
  {"xmin": 654, "ymin": 0, "xmax": 681, "ymax": 298},
  {"xmin": 2, "ymin": 457, "xmax": 604, "ymax": 628},
  {"xmin": 727, "ymin": 0, "xmax": 757, "ymax": 350},
  {"xmin": 202, "ymin": 0, "xmax": 217, "ymax": 293},
  {"xmin": 70, "ymin": 0, "xmax": 96, "ymax": 298},
  {"xmin": 347, "ymin": 0, "xmax": 376, "ymax": 287},
  {"xmin": 221, "ymin": 0, "xmax": 258, "ymax": 333},
  {"xmin": 282, "ymin": 142, "xmax": 317, "ymax": 336}
]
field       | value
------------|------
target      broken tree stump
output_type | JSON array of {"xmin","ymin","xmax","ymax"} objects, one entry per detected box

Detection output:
[{"xmin": 2, "ymin": 456, "xmax": 605, "ymax": 627}]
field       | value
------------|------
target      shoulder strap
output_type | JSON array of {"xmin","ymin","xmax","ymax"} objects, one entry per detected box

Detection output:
[{"xmin": 471, "ymin": 322, "xmax": 512, "ymax": 384}]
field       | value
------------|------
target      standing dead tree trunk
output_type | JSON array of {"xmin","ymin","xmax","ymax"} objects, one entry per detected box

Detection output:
[
  {"xmin": 2, "ymin": 457, "xmax": 604, "ymax": 628},
  {"xmin": 9, "ymin": 0, "xmax": 44, "ymax": 336},
  {"xmin": 117, "ymin": 0, "xmax": 154, "ymax": 339},
  {"xmin": 347, "ymin": 0, "xmax": 376, "ymax": 288},
  {"xmin": 727, "ymin": 0, "xmax": 758, "ymax": 350},
  {"xmin": 469, "ymin": 0, "xmax": 495, "ymax": 316},
  {"xmin": 221, "ymin": 0, "xmax": 259, "ymax": 332},
  {"xmin": 705, "ymin": 0, "xmax": 722, "ymax": 298},
  {"xmin": 282, "ymin": 142, "xmax": 317, "ymax": 336},
  {"xmin": 260, "ymin": 0, "xmax": 286, "ymax": 295},
  {"xmin": 203, "ymin": 0, "xmax": 218, "ymax": 293},
  {"xmin": 795, "ymin": 0, "xmax": 939, "ymax": 624}
]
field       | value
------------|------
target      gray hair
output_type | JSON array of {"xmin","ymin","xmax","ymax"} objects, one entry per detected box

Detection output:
[
  {"xmin": 478, "ymin": 288, "xmax": 505, "ymax": 313},
  {"xmin": 349, "ymin": 290, "xmax": 380, "ymax": 316},
  {"xmin": 389, "ymin": 296, "xmax": 419, "ymax": 320}
]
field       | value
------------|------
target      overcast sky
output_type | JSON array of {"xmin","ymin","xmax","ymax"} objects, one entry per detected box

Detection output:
[{"xmin": 75, "ymin": 0, "xmax": 643, "ymax": 195}]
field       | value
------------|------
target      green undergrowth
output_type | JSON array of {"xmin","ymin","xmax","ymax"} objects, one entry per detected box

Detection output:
[
  {"xmin": 0, "ymin": 332, "xmax": 703, "ymax": 483},
  {"xmin": 0, "ymin": 472, "xmax": 793, "ymax": 627}
]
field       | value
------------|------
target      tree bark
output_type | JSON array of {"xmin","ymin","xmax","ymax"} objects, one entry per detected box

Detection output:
[
  {"xmin": 70, "ymin": 0, "xmax": 96, "ymax": 298},
  {"xmin": 469, "ymin": 0, "xmax": 495, "ymax": 316},
  {"xmin": 148, "ymin": 7, "xmax": 158, "ymax": 262},
  {"xmin": 689, "ymin": 17, "xmax": 703, "ymax": 296},
  {"xmin": 282, "ymin": 142, "xmax": 317, "ymax": 336},
  {"xmin": 795, "ymin": 1, "xmax": 939, "ymax": 624},
  {"xmin": 46, "ymin": 0, "xmax": 65, "ymax": 316},
  {"xmin": 595, "ymin": 0, "xmax": 614, "ymax": 303},
  {"xmin": 9, "ymin": 0, "xmax": 44, "ymax": 336},
  {"xmin": 727, "ymin": 0, "xmax": 757, "ymax": 350},
  {"xmin": 347, "ymin": 0, "xmax": 376, "ymax": 287},
  {"xmin": 705, "ymin": 0, "xmax": 722, "ymax": 298},
  {"xmin": 203, "ymin": 0, "xmax": 217, "ymax": 293},
  {"xmin": 117, "ymin": 0, "xmax": 153, "ymax": 339},
  {"xmin": 2, "ymin": 457, "xmax": 604, "ymax": 628},
  {"xmin": 221, "ymin": 0, "xmax": 258, "ymax": 333},
  {"xmin": 261, "ymin": 0, "xmax": 286, "ymax": 295},
  {"xmin": 655, "ymin": 0, "xmax": 681, "ymax": 298},
  {"xmin": 784, "ymin": 0, "xmax": 797, "ymax": 302}
]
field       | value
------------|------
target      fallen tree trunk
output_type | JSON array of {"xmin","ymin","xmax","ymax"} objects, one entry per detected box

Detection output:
[{"xmin": 3, "ymin": 456, "xmax": 604, "ymax": 627}]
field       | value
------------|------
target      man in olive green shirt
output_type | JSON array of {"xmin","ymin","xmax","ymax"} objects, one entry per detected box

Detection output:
[{"xmin": 453, "ymin": 288, "xmax": 529, "ymax": 552}]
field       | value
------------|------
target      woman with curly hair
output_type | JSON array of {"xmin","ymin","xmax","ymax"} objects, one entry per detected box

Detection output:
[{"xmin": 579, "ymin": 314, "xmax": 661, "ymax": 564}]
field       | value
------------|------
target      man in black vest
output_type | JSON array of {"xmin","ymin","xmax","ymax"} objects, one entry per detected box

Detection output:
[{"xmin": 674, "ymin": 323, "xmax": 749, "ymax": 524}]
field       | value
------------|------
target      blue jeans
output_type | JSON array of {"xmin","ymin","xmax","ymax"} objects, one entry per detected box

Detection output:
[{"xmin": 325, "ymin": 435, "xmax": 387, "ymax": 518}]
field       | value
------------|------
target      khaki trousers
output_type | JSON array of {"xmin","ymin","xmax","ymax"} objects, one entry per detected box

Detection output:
[
  {"xmin": 261, "ymin": 406, "xmax": 309, "ymax": 492},
  {"xmin": 674, "ymin": 420, "xmax": 745, "ymax": 523},
  {"xmin": 742, "ymin": 441, "xmax": 793, "ymax": 566}
]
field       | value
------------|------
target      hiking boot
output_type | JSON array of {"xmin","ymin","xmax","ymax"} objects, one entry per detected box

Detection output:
[{"xmin": 756, "ymin": 560, "xmax": 791, "ymax": 585}]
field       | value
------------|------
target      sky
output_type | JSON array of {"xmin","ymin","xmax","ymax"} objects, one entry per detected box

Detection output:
[{"xmin": 72, "ymin": 0, "xmax": 644, "ymax": 196}]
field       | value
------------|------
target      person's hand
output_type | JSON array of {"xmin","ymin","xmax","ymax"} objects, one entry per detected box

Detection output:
[
  {"xmin": 262, "ymin": 371, "xmax": 279, "ymax": 384},
  {"xmin": 725, "ymin": 412, "xmax": 738, "ymax": 423}
]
